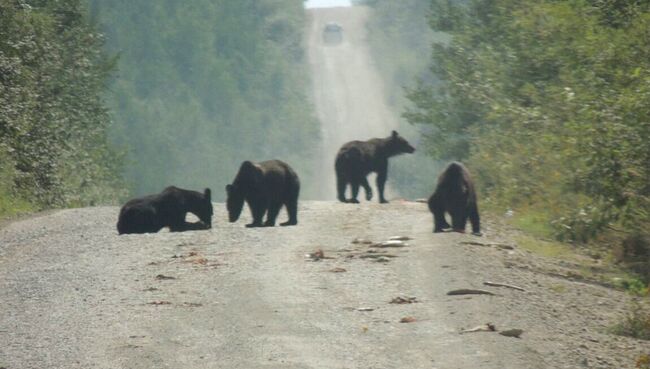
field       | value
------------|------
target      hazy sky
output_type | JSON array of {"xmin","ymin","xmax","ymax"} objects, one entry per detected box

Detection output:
[{"xmin": 304, "ymin": 0, "xmax": 352, "ymax": 8}]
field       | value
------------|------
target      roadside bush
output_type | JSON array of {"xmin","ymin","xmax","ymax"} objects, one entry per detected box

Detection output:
[
  {"xmin": 0, "ymin": 0, "xmax": 124, "ymax": 212},
  {"xmin": 612, "ymin": 233, "xmax": 650, "ymax": 282},
  {"xmin": 612, "ymin": 303, "xmax": 650, "ymax": 341},
  {"xmin": 551, "ymin": 204, "xmax": 617, "ymax": 243},
  {"xmin": 0, "ymin": 143, "xmax": 33, "ymax": 216}
]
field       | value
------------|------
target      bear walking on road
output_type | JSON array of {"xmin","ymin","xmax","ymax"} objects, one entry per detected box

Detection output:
[
  {"xmin": 335, "ymin": 130, "xmax": 415, "ymax": 204},
  {"xmin": 117, "ymin": 186, "xmax": 213, "ymax": 234},
  {"xmin": 226, "ymin": 160, "xmax": 300, "ymax": 227},
  {"xmin": 428, "ymin": 162, "xmax": 481, "ymax": 236}
]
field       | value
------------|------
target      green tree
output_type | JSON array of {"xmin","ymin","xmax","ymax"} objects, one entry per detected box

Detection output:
[
  {"xmin": 91, "ymin": 0, "xmax": 319, "ymax": 200},
  {"xmin": 407, "ymin": 0, "xmax": 650, "ymax": 241},
  {"xmin": 0, "ymin": 0, "xmax": 124, "ymax": 214}
]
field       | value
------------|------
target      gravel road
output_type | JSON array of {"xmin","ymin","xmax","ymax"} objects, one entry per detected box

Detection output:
[
  {"xmin": 1, "ymin": 201, "xmax": 647, "ymax": 368},
  {"xmin": 1, "ymin": 5, "xmax": 647, "ymax": 369}
]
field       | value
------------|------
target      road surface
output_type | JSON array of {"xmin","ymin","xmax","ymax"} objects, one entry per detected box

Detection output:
[
  {"xmin": 1, "ymin": 6, "xmax": 646, "ymax": 369},
  {"xmin": 1, "ymin": 201, "xmax": 646, "ymax": 368}
]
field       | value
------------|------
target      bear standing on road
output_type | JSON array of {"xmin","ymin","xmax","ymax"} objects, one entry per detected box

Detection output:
[
  {"xmin": 226, "ymin": 160, "xmax": 300, "ymax": 227},
  {"xmin": 117, "ymin": 186, "xmax": 213, "ymax": 234},
  {"xmin": 428, "ymin": 162, "xmax": 481, "ymax": 236},
  {"xmin": 335, "ymin": 130, "xmax": 415, "ymax": 204}
]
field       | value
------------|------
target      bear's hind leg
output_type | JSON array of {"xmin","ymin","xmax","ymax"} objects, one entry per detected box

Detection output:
[
  {"xmin": 281, "ymin": 197, "xmax": 298, "ymax": 226},
  {"xmin": 264, "ymin": 202, "xmax": 282, "ymax": 227},
  {"xmin": 440, "ymin": 216, "xmax": 451, "ymax": 230},
  {"xmin": 376, "ymin": 167, "xmax": 388, "ymax": 203},
  {"xmin": 125, "ymin": 207, "xmax": 162, "ymax": 234}
]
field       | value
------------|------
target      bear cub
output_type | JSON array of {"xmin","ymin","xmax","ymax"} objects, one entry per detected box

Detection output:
[
  {"xmin": 335, "ymin": 130, "xmax": 415, "ymax": 204},
  {"xmin": 117, "ymin": 186, "xmax": 213, "ymax": 234},
  {"xmin": 226, "ymin": 160, "xmax": 300, "ymax": 227},
  {"xmin": 428, "ymin": 162, "xmax": 481, "ymax": 236}
]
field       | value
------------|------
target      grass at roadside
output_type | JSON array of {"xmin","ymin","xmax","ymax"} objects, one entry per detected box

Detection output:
[
  {"xmin": 611, "ymin": 302, "xmax": 650, "ymax": 341},
  {"xmin": 500, "ymin": 208, "xmax": 650, "ymax": 343},
  {"xmin": 0, "ymin": 191, "xmax": 35, "ymax": 224},
  {"xmin": 498, "ymin": 208, "xmax": 648, "ymax": 293},
  {"xmin": 515, "ymin": 234, "xmax": 574, "ymax": 259}
]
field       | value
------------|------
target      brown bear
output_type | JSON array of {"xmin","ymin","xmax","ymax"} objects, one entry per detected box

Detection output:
[
  {"xmin": 335, "ymin": 130, "xmax": 415, "ymax": 203},
  {"xmin": 226, "ymin": 160, "xmax": 300, "ymax": 227},
  {"xmin": 117, "ymin": 186, "xmax": 213, "ymax": 234},
  {"xmin": 428, "ymin": 162, "xmax": 481, "ymax": 236}
]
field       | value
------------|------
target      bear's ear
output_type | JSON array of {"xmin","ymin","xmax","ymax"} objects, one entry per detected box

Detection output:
[
  {"xmin": 391, "ymin": 130, "xmax": 398, "ymax": 139},
  {"xmin": 204, "ymin": 188, "xmax": 211, "ymax": 201},
  {"xmin": 241, "ymin": 160, "xmax": 255, "ymax": 170},
  {"xmin": 225, "ymin": 184, "xmax": 233, "ymax": 194}
]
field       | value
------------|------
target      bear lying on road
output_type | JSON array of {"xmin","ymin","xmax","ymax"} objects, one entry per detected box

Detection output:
[
  {"xmin": 226, "ymin": 160, "xmax": 300, "ymax": 227},
  {"xmin": 335, "ymin": 130, "xmax": 415, "ymax": 204},
  {"xmin": 117, "ymin": 186, "xmax": 213, "ymax": 234},
  {"xmin": 427, "ymin": 162, "xmax": 481, "ymax": 236}
]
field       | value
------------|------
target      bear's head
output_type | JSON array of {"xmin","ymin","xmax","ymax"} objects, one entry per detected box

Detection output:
[
  {"xmin": 196, "ymin": 188, "xmax": 213, "ymax": 228},
  {"xmin": 225, "ymin": 184, "xmax": 244, "ymax": 222},
  {"xmin": 386, "ymin": 130, "xmax": 415, "ymax": 156}
]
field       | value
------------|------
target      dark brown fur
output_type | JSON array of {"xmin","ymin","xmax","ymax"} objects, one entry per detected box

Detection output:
[
  {"xmin": 226, "ymin": 160, "xmax": 300, "ymax": 227},
  {"xmin": 428, "ymin": 162, "xmax": 481, "ymax": 235},
  {"xmin": 335, "ymin": 130, "xmax": 415, "ymax": 203},
  {"xmin": 117, "ymin": 186, "xmax": 212, "ymax": 234}
]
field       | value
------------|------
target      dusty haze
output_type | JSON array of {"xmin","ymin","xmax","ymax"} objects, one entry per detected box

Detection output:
[{"xmin": 306, "ymin": 7, "xmax": 403, "ymax": 200}]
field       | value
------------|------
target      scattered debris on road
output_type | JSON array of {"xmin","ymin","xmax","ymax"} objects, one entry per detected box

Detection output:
[
  {"xmin": 370, "ymin": 240, "xmax": 409, "ymax": 248},
  {"xmin": 460, "ymin": 241, "xmax": 515, "ymax": 250},
  {"xmin": 389, "ymin": 235, "xmax": 412, "ymax": 241},
  {"xmin": 447, "ymin": 288, "xmax": 495, "ymax": 296},
  {"xmin": 351, "ymin": 238, "xmax": 373, "ymax": 244},
  {"xmin": 357, "ymin": 307, "xmax": 374, "ymax": 312},
  {"xmin": 358, "ymin": 253, "xmax": 396, "ymax": 259},
  {"xmin": 329, "ymin": 267, "xmax": 347, "ymax": 273},
  {"xmin": 390, "ymin": 296, "xmax": 419, "ymax": 304},
  {"xmin": 306, "ymin": 249, "xmax": 332, "ymax": 261},
  {"xmin": 181, "ymin": 302, "xmax": 203, "ymax": 308},
  {"xmin": 499, "ymin": 329, "xmax": 524, "ymax": 338},
  {"xmin": 155, "ymin": 274, "xmax": 176, "ymax": 280},
  {"xmin": 147, "ymin": 300, "xmax": 171, "ymax": 305},
  {"xmin": 400, "ymin": 316, "xmax": 417, "ymax": 323},
  {"xmin": 460, "ymin": 323, "xmax": 496, "ymax": 334},
  {"xmin": 483, "ymin": 281, "xmax": 526, "ymax": 292},
  {"xmin": 186, "ymin": 256, "xmax": 208, "ymax": 265}
]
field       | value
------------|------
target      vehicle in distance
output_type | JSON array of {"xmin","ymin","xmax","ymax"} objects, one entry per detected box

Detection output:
[{"xmin": 323, "ymin": 22, "xmax": 343, "ymax": 45}]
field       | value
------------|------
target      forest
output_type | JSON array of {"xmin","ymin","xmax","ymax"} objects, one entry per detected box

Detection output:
[
  {"xmin": 0, "ymin": 0, "xmax": 319, "ymax": 217},
  {"xmin": 89, "ymin": 0, "xmax": 319, "ymax": 199}
]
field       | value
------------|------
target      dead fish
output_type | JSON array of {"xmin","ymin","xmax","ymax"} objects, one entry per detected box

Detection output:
[
  {"xmin": 389, "ymin": 236, "xmax": 412, "ymax": 241},
  {"xmin": 371, "ymin": 240, "xmax": 409, "ymax": 248},
  {"xmin": 460, "ymin": 323, "xmax": 496, "ymax": 334},
  {"xmin": 499, "ymin": 329, "xmax": 524, "ymax": 338}
]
